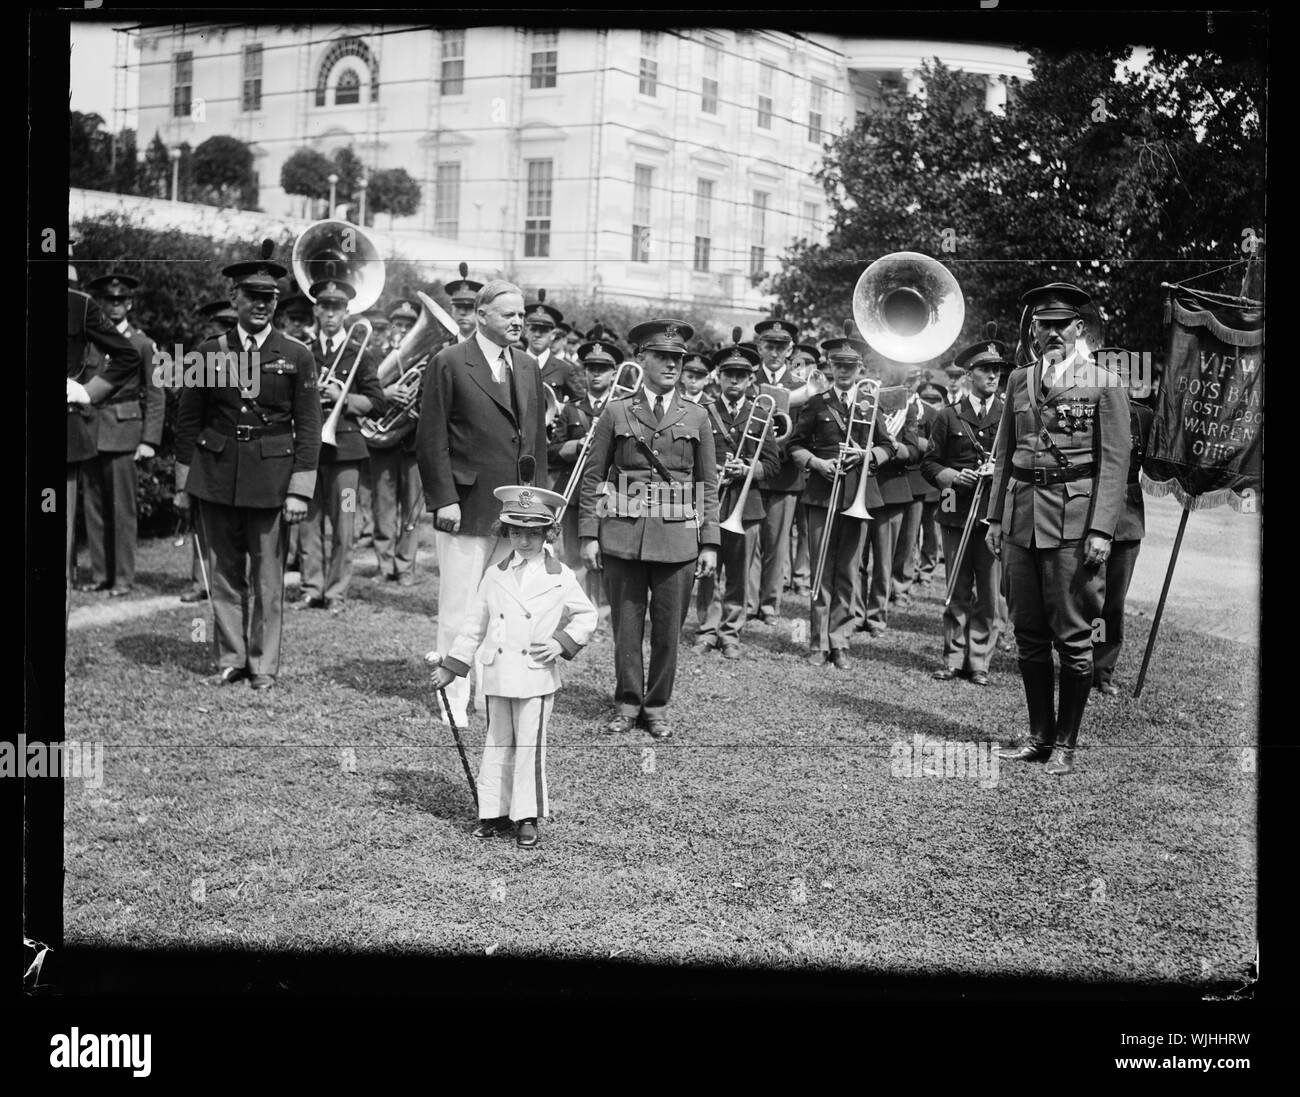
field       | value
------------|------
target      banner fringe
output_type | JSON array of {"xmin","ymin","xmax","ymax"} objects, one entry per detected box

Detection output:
[
  {"xmin": 1171, "ymin": 298, "xmax": 1263, "ymax": 347},
  {"xmin": 1139, "ymin": 470, "xmax": 1260, "ymax": 513}
]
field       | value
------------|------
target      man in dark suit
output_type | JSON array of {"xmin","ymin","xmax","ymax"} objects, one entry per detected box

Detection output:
[
  {"xmin": 921, "ymin": 341, "xmax": 1008, "ymax": 686},
  {"xmin": 77, "ymin": 274, "xmax": 165, "ymax": 597},
  {"xmin": 578, "ymin": 319, "xmax": 720, "ymax": 739},
  {"xmin": 416, "ymin": 279, "xmax": 549, "ymax": 727},
  {"xmin": 67, "ymin": 288, "xmax": 141, "ymax": 626},
  {"xmin": 1092, "ymin": 358, "xmax": 1155, "ymax": 697},
  {"xmin": 748, "ymin": 317, "xmax": 805, "ymax": 622},
  {"xmin": 790, "ymin": 333, "xmax": 899, "ymax": 669},
  {"xmin": 987, "ymin": 284, "xmax": 1130, "ymax": 774},
  {"xmin": 695, "ymin": 338, "xmax": 780, "ymax": 659},
  {"xmin": 525, "ymin": 289, "xmax": 585, "ymax": 403},
  {"xmin": 173, "ymin": 243, "xmax": 322, "ymax": 690},
  {"xmin": 296, "ymin": 280, "xmax": 385, "ymax": 616}
]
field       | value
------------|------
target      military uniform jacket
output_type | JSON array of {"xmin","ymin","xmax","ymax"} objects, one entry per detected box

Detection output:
[
  {"xmin": 906, "ymin": 400, "xmax": 942, "ymax": 502},
  {"xmin": 921, "ymin": 394, "xmax": 1004, "ymax": 530},
  {"xmin": 416, "ymin": 337, "xmax": 548, "ymax": 538},
  {"xmin": 174, "ymin": 328, "xmax": 322, "ymax": 509},
  {"xmin": 547, "ymin": 395, "xmax": 598, "ymax": 495},
  {"xmin": 442, "ymin": 549, "xmax": 598, "ymax": 698},
  {"xmin": 752, "ymin": 366, "xmax": 807, "ymax": 494},
  {"xmin": 538, "ymin": 348, "xmax": 587, "ymax": 403},
  {"xmin": 705, "ymin": 396, "xmax": 781, "ymax": 524},
  {"xmin": 577, "ymin": 392, "xmax": 721, "ymax": 562},
  {"xmin": 1114, "ymin": 402, "xmax": 1153, "ymax": 543},
  {"xmin": 83, "ymin": 322, "xmax": 166, "ymax": 454},
  {"xmin": 310, "ymin": 334, "xmax": 388, "ymax": 464},
  {"xmin": 789, "ymin": 389, "xmax": 898, "ymax": 514},
  {"xmin": 988, "ymin": 356, "xmax": 1131, "ymax": 550},
  {"xmin": 67, "ymin": 290, "xmax": 142, "ymax": 464}
]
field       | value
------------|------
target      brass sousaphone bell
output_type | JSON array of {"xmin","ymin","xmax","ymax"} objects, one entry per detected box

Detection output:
[
  {"xmin": 852, "ymin": 251, "xmax": 965, "ymax": 364},
  {"xmin": 292, "ymin": 219, "xmax": 386, "ymax": 314}
]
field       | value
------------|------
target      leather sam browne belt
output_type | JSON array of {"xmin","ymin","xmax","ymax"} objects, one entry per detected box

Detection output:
[
  {"xmin": 215, "ymin": 423, "xmax": 294, "ymax": 442},
  {"xmin": 1012, "ymin": 463, "xmax": 1094, "ymax": 486}
]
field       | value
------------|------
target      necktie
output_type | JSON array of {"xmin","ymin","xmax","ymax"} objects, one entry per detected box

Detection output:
[
  {"xmin": 653, "ymin": 395, "xmax": 665, "ymax": 423},
  {"xmin": 839, "ymin": 390, "xmax": 848, "ymax": 410}
]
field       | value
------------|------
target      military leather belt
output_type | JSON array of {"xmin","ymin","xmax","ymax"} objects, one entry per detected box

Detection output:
[
  {"xmin": 1012, "ymin": 464, "xmax": 1094, "ymax": 486},
  {"xmin": 220, "ymin": 423, "xmax": 293, "ymax": 442}
]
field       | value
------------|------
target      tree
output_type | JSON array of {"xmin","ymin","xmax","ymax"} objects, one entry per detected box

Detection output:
[
  {"xmin": 111, "ymin": 128, "xmax": 139, "ymax": 195},
  {"xmin": 139, "ymin": 131, "xmax": 173, "ymax": 199},
  {"xmin": 367, "ymin": 167, "xmax": 421, "ymax": 227},
  {"xmin": 69, "ymin": 111, "xmax": 113, "ymax": 190},
  {"xmin": 280, "ymin": 147, "xmax": 336, "ymax": 211},
  {"xmin": 330, "ymin": 146, "xmax": 365, "ymax": 214},
  {"xmin": 191, "ymin": 134, "xmax": 258, "ymax": 209}
]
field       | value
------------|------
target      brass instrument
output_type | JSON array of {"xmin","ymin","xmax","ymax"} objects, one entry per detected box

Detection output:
[
  {"xmin": 291, "ymin": 219, "xmax": 385, "ymax": 314},
  {"xmin": 543, "ymin": 383, "xmax": 561, "ymax": 436},
  {"xmin": 811, "ymin": 379, "xmax": 882, "ymax": 593},
  {"xmin": 555, "ymin": 361, "xmax": 645, "ymax": 521},
  {"xmin": 720, "ymin": 393, "xmax": 778, "ymax": 534},
  {"xmin": 320, "ymin": 318, "xmax": 374, "ymax": 448},
  {"xmin": 361, "ymin": 291, "xmax": 459, "ymax": 447}
]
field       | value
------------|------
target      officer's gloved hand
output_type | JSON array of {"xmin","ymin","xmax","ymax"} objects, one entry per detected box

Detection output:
[{"xmin": 67, "ymin": 378, "xmax": 91, "ymax": 405}]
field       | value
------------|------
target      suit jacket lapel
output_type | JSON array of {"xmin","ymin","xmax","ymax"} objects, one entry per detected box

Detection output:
[
  {"xmin": 509, "ymin": 346, "xmax": 532, "ymax": 426},
  {"xmin": 465, "ymin": 338, "xmax": 517, "ymax": 422}
]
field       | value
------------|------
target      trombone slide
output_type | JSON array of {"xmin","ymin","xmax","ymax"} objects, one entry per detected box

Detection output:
[{"xmin": 320, "ymin": 319, "xmax": 374, "ymax": 448}]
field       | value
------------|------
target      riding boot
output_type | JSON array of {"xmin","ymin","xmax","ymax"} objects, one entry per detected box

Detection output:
[
  {"xmin": 1046, "ymin": 669, "xmax": 1092, "ymax": 775},
  {"xmin": 999, "ymin": 659, "xmax": 1056, "ymax": 762}
]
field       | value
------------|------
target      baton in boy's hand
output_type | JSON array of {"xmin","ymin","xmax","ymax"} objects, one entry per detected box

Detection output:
[{"xmin": 424, "ymin": 651, "xmax": 478, "ymax": 809}]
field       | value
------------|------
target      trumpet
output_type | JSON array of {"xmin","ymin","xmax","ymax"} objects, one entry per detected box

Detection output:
[
  {"xmin": 320, "ymin": 318, "xmax": 374, "ymax": 448},
  {"xmin": 556, "ymin": 361, "xmax": 644, "ymax": 520},
  {"xmin": 720, "ymin": 393, "xmax": 778, "ymax": 534},
  {"xmin": 811, "ymin": 379, "xmax": 881, "ymax": 592}
]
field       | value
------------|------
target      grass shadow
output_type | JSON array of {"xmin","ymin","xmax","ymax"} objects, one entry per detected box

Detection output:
[
  {"xmin": 323, "ymin": 657, "xmax": 432, "ymax": 703},
  {"xmin": 374, "ymin": 767, "xmax": 476, "ymax": 821},
  {"xmin": 822, "ymin": 691, "xmax": 995, "ymax": 741},
  {"xmin": 114, "ymin": 631, "xmax": 212, "ymax": 674}
]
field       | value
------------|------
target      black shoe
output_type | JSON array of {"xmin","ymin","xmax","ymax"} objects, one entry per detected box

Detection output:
[
  {"xmin": 107, "ymin": 585, "xmax": 134, "ymax": 597},
  {"xmin": 969, "ymin": 670, "xmax": 990, "ymax": 687},
  {"xmin": 1047, "ymin": 670, "xmax": 1092, "ymax": 774},
  {"xmin": 645, "ymin": 718, "xmax": 673, "ymax": 740},
  {"xmin": 604, "ymin": 714, "xmax": 638, "ymax": 735},
  {"xmin": 1096, "ymin": 681, "xmax": 1119, "ymax": 698},
  {"xmin": 1045, "ymin": 747, "xmax": 1076, "ymax": 775},
  {"xmin": 692, "ymin": 637, "xmax": 715, "ymax": 653},
  {"xmin": 999, "ymin": 740, "xmax": 1053, "ymax": 762},
  {"xmin": 328, "ymin": 599, "xmax": 347, "ymax": 617},
  {"xmin": 516, "ymin": 819, "xmax": 539, "ymax": 848},
  {"xmin": 932, "ymin": 667, "xmax": 960, "ymax": 681},
  {"xmin": 249, "ymin": 674, "xmax": 276, "ymax": 691},
  {"xmin": 217, "ymin": 666, "xmax": 249, "ymax": 687},
  {"xmin": 757, "ymin": 608, "xmax": 778, "ymax": 624},
  {"xmin": 294, "ymin": 594, "xmax": 326, "ymax": 611},
  {"xmin": 79, "ymin": 580, "xmax": 112, "ymax": 593},
  {"xmin": 179, "ymin": 589, "xmax": 208, "ymax": 603},
  {"xmin": 808, "ymin": 651, "xmax": 829, "ymax": 666},
  {"xmin": 720, "ymin": 644, "xmax": 742, "ymax": 661},
  {"xmin": 396, "ymin": 573, "xmax": 417, "ymax": 587},
  {"xmin": 472, "ymin": 817, "xmax": 510, "ymax": 839},
  {"xmin": 828, "ymin": 649, "xmax": 851, "ymax": 670}
]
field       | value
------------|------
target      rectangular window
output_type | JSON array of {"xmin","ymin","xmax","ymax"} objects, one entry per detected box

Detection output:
[
  {"xmin": 808, "ymin": 78, "xmax": 827, "ymax": 142},
  {"xmin": 434, "ymin": 162, "xmax": 460, "ymax": 239},
  {"xmin": 693, "ymin": 178, "xmax": 713, "ymax": 272},
  {"xmin": 524, "ymin": 158, "xmax": 553, "ymax": 258},
  {"xmin": 241, "ymin": 44, "xmax": 262, "ymax": 112},
  {"xmin": 529, "ymin": 29, "xmax": 557, "ymax": 89},
  {"xmin": 701, "ymin": 38, "xmax": 720, "ymax": 114},
  {"xmin": 756, "ymin": 60, "xmax": 775, "ymax": 130},
  {"xmin": 441, "ymin": 29, "xmax": 465, "ymax": 96},
  {"xmin": 172, "ymin": 51, "xmax": 193, "ymax": 118},
  {"xmin": 631, "ymin": 164, "xmax": 653, "ymax": 262},
  {"xmin": 750, "ymin": 191, "xmax": 768, "ymax": 283},
  {"xmin": 803, "ymin": 201, "xmax": 820, "ymax": 238},
  {"xmin": 639, "ymin": 30, "xmax": 659, "ymax": 96}
]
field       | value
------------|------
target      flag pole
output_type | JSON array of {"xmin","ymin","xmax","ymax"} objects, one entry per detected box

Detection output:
[{"xmin": 1133, "ymin": 503, "xmax": 1191, "ymax": 698}]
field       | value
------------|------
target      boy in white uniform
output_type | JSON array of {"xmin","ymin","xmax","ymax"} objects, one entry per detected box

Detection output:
[{"xmin": 430, "ymin": 482, "xmax": 598, "ymax": 848}]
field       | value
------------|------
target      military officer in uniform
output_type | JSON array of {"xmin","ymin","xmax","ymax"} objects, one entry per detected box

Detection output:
[
  {"xmin": 444, "ymin": 262, "xmax": 484, "ymax": 342},
  {"xmin": 173, "ymin": 243, "xmax": 322, "ymax": 689},
  {"xmin": 67, "ymin": 287, "xmax": 141, "ymax": 626},
  {"xmin": 790, "ymin": 332, "xmax": 898, "ymax": 669},
  {"xmin": 77, "ymin": 273, "xmax": 165, "ymax": 597},
  {"xmin": 890, "ymin": 387, "xmax": 938, "ymax": 610},
  {"xmin": 944, "ymin": 360, "xmax": 968, "ymax": 405},
  {"xmin": 987, "ymin": 284, "xmax": 1130, "ymax": 774},
  {"xmin": 1092, "ymin": 355, "xmax": 1154, "ymax": 697},
  {"xmin": 678, "ymin": 352, "xmax": 711, "ymax": 405},
  {"xmin": 295, "ymin": 280, "xmax": 386, "ymax": 615},
  {"xmin": 694, "ymin": 335, "xmax": 780, "ymax": 659},
  {"xmin": 922, "ymin": 340, "xmax": 1008, "ymax": 685},
  {"xmin": 578, "ymin": 319, "xmax": 720, "ymax": 739},
  {"xmin": 525, "ymin": 289, "xmax": 585, "ymax": 403}
]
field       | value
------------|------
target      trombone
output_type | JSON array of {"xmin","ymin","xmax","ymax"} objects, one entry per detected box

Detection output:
[
  {"xmin": 555, "ymin": 361, "xmax": 644, "ymax": 521},
  {"xmin": 811, "ymin": 379, "xmax": 882, "ymax": 593},
  {"xmin": 719, "ymin": 393, "xmax": 778, "ymax": 534},
  {"xmin": 319, "ymin": 318, "xmax": 374, "ymax": 448}
]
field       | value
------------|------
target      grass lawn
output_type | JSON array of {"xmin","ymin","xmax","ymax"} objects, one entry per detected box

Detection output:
[{"xmin": 63, "ymin": 529, "xmax": 1257, "ymax": 981}]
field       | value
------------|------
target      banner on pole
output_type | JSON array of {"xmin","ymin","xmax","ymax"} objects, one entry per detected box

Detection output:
[{"xmin": 1140, "ymin": 285, "xmax": 1263, "ymax": 512}]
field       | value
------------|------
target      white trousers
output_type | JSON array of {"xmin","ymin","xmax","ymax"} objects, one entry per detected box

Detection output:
[
  {"xmin": 434, "ymin": 529, "xmax": 508, "ymax": 723},
  {"xmin": 477, "ymin": 694, "xmax": 552, "ymax": 822}
]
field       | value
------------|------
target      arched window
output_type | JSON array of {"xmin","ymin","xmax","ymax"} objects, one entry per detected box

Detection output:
[
  {"xmin": 335, "ymin": 69, "xmax": 360, "ymax": 106},
  {"xmin": 315, "ymin": 36, "xmax": 378, "ymax": 106}
]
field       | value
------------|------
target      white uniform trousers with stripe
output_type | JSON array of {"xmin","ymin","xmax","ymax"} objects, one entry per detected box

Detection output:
[
  {"xmin": 434, "ymin": 529, "xmax": 508, "ymax": 724},
  {"xmin": 477, "ymin": 693, "xmax": 552, "ymax": 822}
]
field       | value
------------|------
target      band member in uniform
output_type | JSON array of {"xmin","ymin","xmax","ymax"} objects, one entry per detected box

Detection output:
[
  {"xmin": 525, "ymin": 289, "xmax": 585, "ymax": 403},
  {"xmin": 749, "ymin": 317, "xmax": 805, "ymax": 622},
  {"xmin": 913, "ymin": 382, "xmax": 948, "ymax": 586},
  {"xmin": 296, "ymin": 280, "xmax": 386, "ymax": 615},
  {"xmin": 987, "ymin": 284, "xmax": 1129, "ymax": 774},
  {"xmin": 1091, "ymin": 358, "xmax": 1154, "ymax": 697},
  {"xmin": 443, "ymin": 262, "xmax": 483, "ymax": 342},
  {"xmin": 275, "ymin": 293, "xmax": 313, "ymax": 343},
  {"xmin": 430, "ymin": 481, "xmax": 597, "ymax": 849},
  {"xmin": 943, "ymin": 360, "xmax": 968, "ymax": 405},
  {"xmin": 200, "ymin": 300, "xmax": 240, "ymax": 337},
  {"xmin": 77, "ymin": 274, "xmax": 165, "ymax": 597},
  {"xmin": 790, "ymin": 332, "xmax": 898, "ymax": 669},
  {"xmin": 694, "ymin": 336, "xmax": 780, "ymax": 659},
  {"xmin": 368, "ymin": 297, "xmax": 426, "ymax": 586},
  {"xmin": 921, "ymin": 340, "xmax": 1007, "ymax": 685},
  {"xmin": 551, "ymin": 321, "xmax": 574, "ymax": 365},
  {"xmin": 678, "ymin": 352, "xmax": 711, "ymax": 405},
  {"xmin": 890, "ymin": 387, "xmax": 936, "ymax": 611},
  {"xmin": 579, "ymin": 319, "xmax": 720, "ymax": 739},
  {"xmin": 173, "ymin": 243, "xmax": 322, "ymax": 689},
  {"xmin": 786, "ymin": 342, "xmax": 823, "ymax": 597},
  {"xmin": 67, "ymin": 287, "xmax": 141, "ymax": 625},
  {"xmin": 416, "ymin": 279, "xmax": 549, "ymax": 727}
]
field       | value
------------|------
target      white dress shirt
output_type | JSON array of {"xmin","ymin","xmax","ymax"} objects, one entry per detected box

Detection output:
[
  {"xmin": 239, "ymin": 323, "xmax": 273, "ymax": 351},
  {"xmin": 642, "ymin": 387, "xmax": 674, "ymax": 415},
  {"xmin": 475, "ymin": 330, "xmax": 513, "ymax": 383}
]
